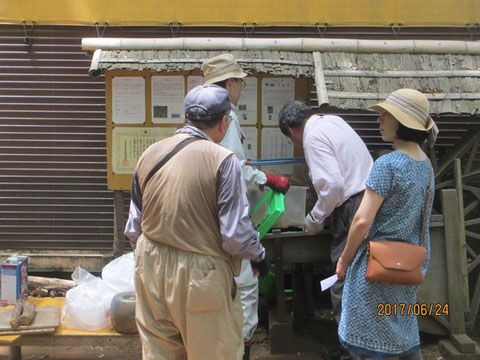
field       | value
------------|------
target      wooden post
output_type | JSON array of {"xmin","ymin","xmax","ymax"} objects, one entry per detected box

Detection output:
[
  {"xmin": 312, "ymin": 52, "xmax": 329, "ymax": 107},
  {"xmin": 8, "ymin": 346, "xmax": 21, "ymax": 360},
  {"xmin": 454, "ymin": 159, "xmax": 470, "ymax": 313},
  {"xmin": 441, "ymin": 189, "xmax": 466, "ymax": 335},
  {"xmin": 274, "ymin": 238, "xmax": 286, "ymax": 322},
  {"xmin": 113, "ymin": 190, "xmax": 125, "ymax": 258}
]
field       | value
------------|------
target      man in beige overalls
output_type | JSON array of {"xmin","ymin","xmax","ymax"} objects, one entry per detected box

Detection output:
[{"xmin": 125, "ymin": 84, "xmax": 268, "ymax": 360}]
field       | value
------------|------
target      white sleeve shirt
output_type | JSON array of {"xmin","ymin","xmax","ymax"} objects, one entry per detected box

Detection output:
[
  {"xmin": 303, "ymin": 115, "xmax": 373, "ymax": 225},
  {"xmin": 221, "ymin": 109, "xmax": 267, "ymax": 186}
]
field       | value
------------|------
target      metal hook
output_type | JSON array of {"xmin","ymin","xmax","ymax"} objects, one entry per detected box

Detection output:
[
  {"xmin": 95, "ymin": 22, "xmax": 109, "ymax": 38},
  {"xmin": 169, "ymin": 22, "xmax": 182, "ymax": 37},
  {"xmin": 22, "ymin": 21, "xmax": 36, "ymax": 46},
  {"xmin": 314, "ymin": 23, "xmax": 329, "ymax": 37},
  {"xmin": 242, "ymin": 23, "xmax": 257, "ymax": 37},
  {"xmin": 389, "ymin": 23, "xmax": 403, "ymax": 38}
]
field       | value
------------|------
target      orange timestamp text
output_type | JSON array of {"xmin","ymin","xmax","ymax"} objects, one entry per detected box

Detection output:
[{"xmin": 377, "ymin": 303, "xmax": 449, "ymax": 317}]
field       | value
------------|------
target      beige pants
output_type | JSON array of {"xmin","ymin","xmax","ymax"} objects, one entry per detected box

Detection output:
[{"xmin": 135, "ymin": 235, "xmax": 243, "ymax": 360}]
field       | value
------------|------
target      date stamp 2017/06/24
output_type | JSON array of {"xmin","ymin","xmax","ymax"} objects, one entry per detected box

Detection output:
[{"xmin": 377, "ymin": 303, "xmax": 449, "ymax": 317}]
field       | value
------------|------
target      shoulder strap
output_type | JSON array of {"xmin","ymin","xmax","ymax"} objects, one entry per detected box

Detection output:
[
  {"xmin": 420, "ymin": 163, "xmax": 433, "ymax": 247},
  {"xmin": 142, "ymin": 136, "xmax": 202, "ymax": 191}
]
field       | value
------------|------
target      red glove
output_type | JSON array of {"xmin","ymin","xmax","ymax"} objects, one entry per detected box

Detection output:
[{"xmin": 265, "ymin": 173, "xmax": 290, "ymax": 194}]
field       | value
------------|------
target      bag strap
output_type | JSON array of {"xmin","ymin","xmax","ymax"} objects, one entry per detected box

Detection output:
[
  {"xmin": 142, "ymin": 136, "xmax": 202, "ymax": 191},
  {"xmin": 420, "ymin": 163, "xmax": 433, "ymax": 247}
]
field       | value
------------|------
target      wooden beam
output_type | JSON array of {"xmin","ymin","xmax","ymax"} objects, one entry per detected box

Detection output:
[
  {"xmin": 465, "ymin": 138, "xmax": 479, "ymax": 174},
  {"xmin": 274, "ymin": 238, "xmax": 286, "ymax": 323},
  {"xmin": 436, "ymin": 131, "xmax": 480, "ymax": 181},
  {"xmin": 454, "ymin": 159, "xmax": 470, "ymax": 313},
  {"xmin": 113, "ymin": 190, "xmax": 126, "ymax": 258},
  {"xmin": 441, "ymin": 189, "xmax": 466, "ymax": 335},
  {"xmin": 312, "ymin": 52, "xmax": 329, "ymax": 107}
]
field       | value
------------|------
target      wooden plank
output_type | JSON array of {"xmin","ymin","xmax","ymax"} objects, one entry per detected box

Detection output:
[
  {"xmin": 441, "ymin": 189, "xmax": 466, "ymax": 335},
  {"xmin": 0, "ymin": 306, "xmax": 59, "ymax": 332},
  {"xmin": 454, "ymin": 159, "xmax": 470, "ymax": 312},
  {"xmin": 0, "ymin": 327, "xmax": 56, "ymax": 336}
]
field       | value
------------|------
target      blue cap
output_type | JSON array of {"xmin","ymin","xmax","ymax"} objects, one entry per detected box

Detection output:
[{"xmin": 183, "ymin": 85, "xmax": 231, "ymax": 121}]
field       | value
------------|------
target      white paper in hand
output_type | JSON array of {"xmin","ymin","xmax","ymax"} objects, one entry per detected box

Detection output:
[{"xmin": 320, "ymin": 274, "xmax": 338, "ymax": 291}]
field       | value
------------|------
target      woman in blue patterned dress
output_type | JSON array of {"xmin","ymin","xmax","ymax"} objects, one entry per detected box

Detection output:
[{"xmin": 336, "ymin": 89, "xmax": 439, "ymax": 359}]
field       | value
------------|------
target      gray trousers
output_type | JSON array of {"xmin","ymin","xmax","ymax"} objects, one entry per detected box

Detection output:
[
  {"xmin": 329, "ymin": 192, "xmax": 364, "ymax": 360},
  {"xmin": 329, "ymin": 191, "xmax": 364, "ymax": 325}
]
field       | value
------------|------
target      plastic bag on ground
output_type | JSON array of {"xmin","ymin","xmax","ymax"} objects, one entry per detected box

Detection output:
[
  {"xmin": 102, "ymin": 252, "xmax": 135, "ymax": 294},
  {"xmin": 61, "ymin": 266, "xmax": 116, "ymax": 331}
]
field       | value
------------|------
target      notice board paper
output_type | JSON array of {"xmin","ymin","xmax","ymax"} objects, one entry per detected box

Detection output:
[
  {"xmin": 112, "ymin": 127, "xmax": 177, "ymax": 174},
  {"xmin": 261, "ymin": 78, "xmax": 295, "ymax": 126},
  {"xmin": 237, "ymin": 77, "xmax": 257, "ymax": 126},
  {"xmin": 152, "ymin": 76, "xmax": 184, "ymax": 124},
  {"xmin": 112, "ymin": 77, "xmax": 146, "ymax": 124},
  {"xmin": 187, "ymin": 75, "xmax": 203, "ymax": 91},
  {"xmin": 241, "ymin": 127, "xmax": 258, "ymax": 160}
]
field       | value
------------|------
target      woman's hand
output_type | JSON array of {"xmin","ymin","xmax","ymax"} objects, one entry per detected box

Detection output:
[{"xmin": 336, "ymin": 255, "xmax": 351, "ymax": 280}]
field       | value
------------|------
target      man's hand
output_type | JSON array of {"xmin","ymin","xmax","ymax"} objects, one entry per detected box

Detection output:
[
  {"xmin": 304, "ymin": 212, "xmax": 325, "ymax": 234},
  {"xmin": 251, "ymin": 257, "xmax": 269, "ymax": 278},
  {"xmin": 265, "ymin": 173, "xmax": 290, "ymax": 194}
]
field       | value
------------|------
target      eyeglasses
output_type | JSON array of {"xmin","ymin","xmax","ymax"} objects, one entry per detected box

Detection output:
[{"xmin": 237, "ymin": 78, "xmax": 247, "ymax": 89}]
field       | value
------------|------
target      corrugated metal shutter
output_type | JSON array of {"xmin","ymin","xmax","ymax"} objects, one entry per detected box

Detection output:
[
  {"xmin": 0, "ymin": 24, "xmax": 477, "ymax": 252},
  {"xmin": 0, "ymin": 25, "xmax": 112, "ymax": 250}
]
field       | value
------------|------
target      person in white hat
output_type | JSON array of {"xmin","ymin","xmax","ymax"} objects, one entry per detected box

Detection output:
[
  {"xmin": 202, "ymin": 54, "xmax": 290, "ymax": 360},
  {"xmin": 336, "ymin": 89, "xmax": 437, "ymax": 359},
  {"xmin": 126, "ymin": 85, "xmax": 269, "ymax": 360}
]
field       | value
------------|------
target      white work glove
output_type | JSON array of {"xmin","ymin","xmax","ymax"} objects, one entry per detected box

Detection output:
[{"xmin": 304, "ymin": 212, "xmax": 325, "ymax": 234}]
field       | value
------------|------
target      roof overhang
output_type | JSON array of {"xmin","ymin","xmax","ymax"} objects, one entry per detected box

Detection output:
[{"xmin": 83, "ymin": 38, "xmax": 480, "ymax": 115}]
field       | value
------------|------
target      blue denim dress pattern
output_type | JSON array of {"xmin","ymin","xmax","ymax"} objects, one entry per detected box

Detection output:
[{"xmin": 338, "ymin": 151, "xmax": 434, "ymax": 358}]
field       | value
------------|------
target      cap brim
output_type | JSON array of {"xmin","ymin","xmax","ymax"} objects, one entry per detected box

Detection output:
[{"xmin": 368, "ymin": 102, "xmax": 434, "ymax": 131}]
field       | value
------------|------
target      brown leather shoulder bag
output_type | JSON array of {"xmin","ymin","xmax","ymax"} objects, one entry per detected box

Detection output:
[{"xmin": 365, "ymin": 165, "xmax": 432, "ymax": 286}]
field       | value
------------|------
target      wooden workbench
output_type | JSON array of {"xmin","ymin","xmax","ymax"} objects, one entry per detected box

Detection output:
[{"xmin": 0, "ymin": 297, "xmax": 140, "ymax": 360}]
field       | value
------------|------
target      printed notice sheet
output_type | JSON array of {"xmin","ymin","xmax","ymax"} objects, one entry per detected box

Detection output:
[
  {"xmin": 237, "ymin": 77, "xmax": 257, "ymax": 125},
  {"xmin": 261, "ymin": 78, "xmax": 295, "ymax": 126},
  {"xmin": 112, "ymin": 77, "xmax": 146, "ymax": 124},
  {"xmin": 261, "ymin": 127, "xmax": 294, "ymax": 159},
  {"xmin": 241, "ymin": 127, "xmax": 258, "ymax": 160},
  {"xmin": 187, "ymin": 75, "xmax": 203, "ymax": 91},
  {"xmin": 112, "ymin": 127, "xmax": 177, "ymax": 174},
  {"xmin": 152, "ymin": 76, "xmax": 184, "ymax": 124}
]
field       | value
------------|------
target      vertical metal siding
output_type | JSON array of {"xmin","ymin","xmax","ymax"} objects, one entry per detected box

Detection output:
[{"xmin": 0, "ymin": 24, "xmax": 477, "ymax": 252}]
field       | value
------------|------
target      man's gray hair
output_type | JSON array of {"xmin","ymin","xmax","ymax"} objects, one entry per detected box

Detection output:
[{"xmin": 278, "ymin": 101, "xmax": 314, "ymax": 136}]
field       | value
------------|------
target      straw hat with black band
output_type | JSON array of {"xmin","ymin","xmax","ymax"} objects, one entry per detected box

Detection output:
[{"xmin": 368, "ymin": 88, "xmax": 439, "ymax": 143}]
